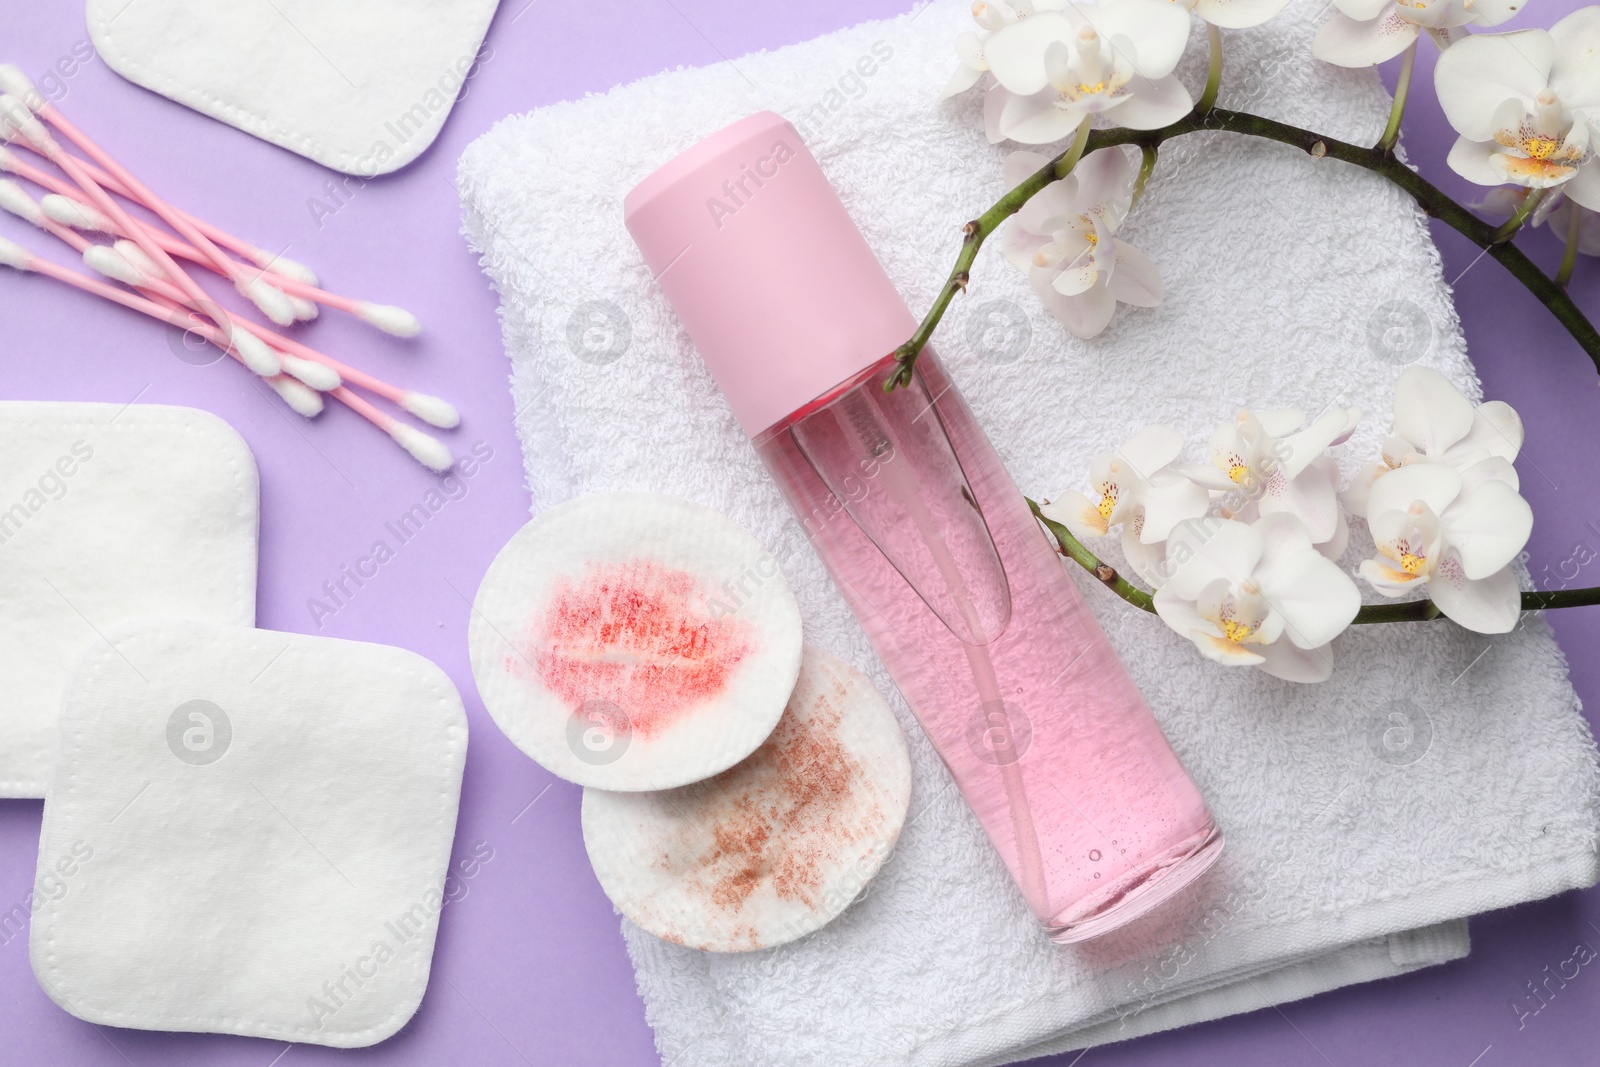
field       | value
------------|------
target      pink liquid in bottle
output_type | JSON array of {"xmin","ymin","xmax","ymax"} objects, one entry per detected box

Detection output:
[
  {"xmin": 626, "ymin": 112, "xmax": 1220, "ymax": 941},
  {"xmin": 758, "ymin": 354, "xmax": 1220, "ymax": 939}
]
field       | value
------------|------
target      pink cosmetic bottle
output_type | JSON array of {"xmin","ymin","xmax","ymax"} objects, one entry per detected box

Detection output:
[{"xmin": 625, "ymin": 112, "xmax": 1221, "ymax": 942}]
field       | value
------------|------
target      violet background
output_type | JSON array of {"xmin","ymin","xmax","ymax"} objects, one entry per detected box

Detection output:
[{"xmin": 3, "ymin": 1, "xmax": 1598, "ymax": 1064}]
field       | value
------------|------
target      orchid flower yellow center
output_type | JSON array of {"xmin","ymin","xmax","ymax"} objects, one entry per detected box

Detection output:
[
  {"xmin": 1096, "ymin": 487, "xmax": 1117, "ymax": 518},
  {"xmin": 1399, "ymin": 550, "xmax": 1426, "ymax": 575},
  {"xmin": 1526, "ymin": 135, "xmax": 1559, "ymax": 161},
  {"xmin": 1222, "ymin": 619, "xmax": 1254, "ymax": 643}
]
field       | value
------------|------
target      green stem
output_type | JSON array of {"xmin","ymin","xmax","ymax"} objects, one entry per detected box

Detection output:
[
  {"xmin": 1378, "ymin": 39, "xmax": 1417, "ymax": 153},
  {"xmin": 885, "ymin": 118, "xmax": 1090, "ymax": 391},
  {"xmin": 889, "ymin": 106, "xmax": 1600, "ymax": 389},
  {"xmin": 1197, "ymin": 23, "xmax": 1223, "ymax": 113},
  {"xmin": 1055, "ymin": 114, "xmax": 1093, "ymax": 179},
  {"xmin": 1558, "ymin": 202, "xmax": 1582, "ymax": 288},
  {"xmin": 1028, "ymin": 499, "xmax": 1155, "ymax": 612},
  {"xmin": 1028, "ymin": 498, "xmax": 1600, "ymax": 623},
  {"xmin": 1130, "ymin": 145, "xmax": 1159, "ymax": 211},
  {"xmin": 1491, "ymin": 187, "xmax": 1547, "ymax": 244}
]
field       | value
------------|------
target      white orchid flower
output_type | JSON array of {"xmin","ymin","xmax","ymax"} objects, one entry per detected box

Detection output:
[
  {"xmin": 942, "ymin": 0, "xmax": 1056, "ymax": 99},
  {"xmin": 1433, "ymin": 10, "xmax": 1600, "ymax": 205},
  {"xmin": 1040, "ymin": 424, "xmax": 1209, "ymax": 586},
  {"xmin": 1357, "ymin": 462, "xmax": 1532, "ymax": 633},
  {"xmin": 1000, "ymin": 148, "xmax": 1163, "ymax": 337},
  {"xmin": 1313, "ymin": 0, "xmax": 1523, "ymax": 68},
  {"xmin": 1170, "ymin": 0, "xmax": 1292, "ymax": 28},
  {"xmin": 1178, "ymin": 407, "xmax": 1361, "ymax": 557},
  {"xmin": 982, "ymin": 0, "xmax": 1195, "ymax": 142},
  {"xmin": 1342, "ymin": 366, "xmax": 1523, "ymax": 517},
  {"xmin": 1153, "ymin": 514, "xmax": 1362, "ymax": 682}
]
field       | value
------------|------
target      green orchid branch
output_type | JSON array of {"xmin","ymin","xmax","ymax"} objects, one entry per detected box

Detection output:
[
  {"xmin": 885, "ymin": 118, "xmax": 1090, "ymax": 390},
  {"xmin": 886, "ymin": 106, "xmax": 1600, "ymax": 391},
  {"xmin": 1027, "ymin": 499, "xmax": 1600, "ymax": 623},
  {"xmin": 912, "ymin": 86, "xmax": 1600, "ymax": 625}
]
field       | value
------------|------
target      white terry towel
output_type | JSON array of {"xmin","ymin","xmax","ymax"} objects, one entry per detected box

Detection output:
[{"xmin": 457, "ymin": 2, "xmax": 1600, "ymax": 1063}]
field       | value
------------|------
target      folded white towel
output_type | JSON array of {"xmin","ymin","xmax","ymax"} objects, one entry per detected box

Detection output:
[{"xmin": 457, "ymin": 2, "xmax": 1600, "ymax": 1064}]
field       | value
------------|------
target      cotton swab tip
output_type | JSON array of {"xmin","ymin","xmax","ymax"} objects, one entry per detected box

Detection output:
[
  {"xmin": 0, "ymin": 235, "xmax": 35, "ymax": 270},
  {"xmin": 289, "ymin": 295, "xmax": 319, "ymax": 321},
  {"xmin": 356, "ymin": 302, "xmax": 422, "ymax": 338},
  {"xmin": 0, "ymin": 66, "xmax": 41, "ymax": 109},
  {"xmin": 400, "ymin": 392, "xmax": 460, "ymax": 430},
  {"xmin": 83, "ymin": 245, "xmax": 147, "ymax": 287},
  {"xmin": 240, "ymin": 276, "xmax": 297, "ymax": 327},
  {"xmin": 113, "ymin": 239, "xmax": 165, "ymax": 280},
  {"xmin": 0, "ymin": 145, "xmax": 16, "ymax": 172},
  {"xmin": 229, "ymin": 328, "xmax": 282, "ymax": 378},
  {"xmin": 0, "ymin": 178, "xmax": 43, "ymax": 225},
  {"xmin": 388, "ymin": 423, "xmax": 453, "ymax": 472},
  {"xmin": 268, "ymin": 375, "xmax": 325, "ymax": 417},
  {"xmin": 41, "ymin": 194, "xmax": 113, "ymax": 233},
  {"xmin": 278, "ymin": 354, "xmax": 341, "ymax": 391},
  {"xmin": 0, "ymin": 94, "xmax": 52, "ymax": 149},
  {"xmin": 251, "ymin": 251, "xmax": 318, "ymax": 287}
]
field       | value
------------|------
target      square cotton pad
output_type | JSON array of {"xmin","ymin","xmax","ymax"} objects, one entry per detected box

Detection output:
[
  {"xmin": 0, "ymin": 402, "xmax": 259, "ymax": 798},
  {"xmin": 30, "ymin": 619, "xmax": 468, "ymax": 1048},
  {"xmin": 86, "ymin": 0, "xmax": 502, "ymax": 176}
]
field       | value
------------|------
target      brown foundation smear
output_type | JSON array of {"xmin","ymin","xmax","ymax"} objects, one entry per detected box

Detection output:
[{"xmin": 657, "ymin": 675, "xmax": 881, "ymax": 921}]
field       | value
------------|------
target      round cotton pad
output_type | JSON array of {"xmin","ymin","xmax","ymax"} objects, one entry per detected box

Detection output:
[
  {"xmin": 581, "ymin": 645, "xmax": 913, "ymax": 952},
  {"xmin": 469, "ymin": 491, "xmax": 803, "ymax": 791}
]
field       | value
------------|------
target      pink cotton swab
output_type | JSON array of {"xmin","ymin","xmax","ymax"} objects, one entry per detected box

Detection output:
[
  {"xmin": 134, "ymin": 274, "xmax": 450, "ymax": 466},
  {"xmin": 0, "ymin": 177, "xmax": 286, "ymax": 380},
  {"xmin": 39, "ymin": 195, "xmax": 419, "ymax": 337},
  {"xmin": 329, "ymin": 386, "xmax": 454, "ymax": 471},
  {"xmin": 0, "ymin": 81, "xmax": 297, "ymax": 328},
  {"xmin": 0, "ymin": 233, "xmax": 311, "ymax": 407},
  {"xmin": 99, "ymin": 218, "xmax": 417, "ymax": 334},
  {"xmin": 0, "ymin": 146, "xmax": 317, "ymax": 323},
  {"xmin": 33, "ymin": 190, "xmax": 420, "ymax": 337},
  {"xmin": 0, "ymin": 124, "xmax": 317, "ymax": 288},
  {"xmin": 0, "ymin": 71, "xmax": 457, "ymax": 469},
  {"xmin": 0, "ymin": 236, "xmax": 451, "ymax": 467},
  {"xmin": 6, "ymin": 183, "xmax": 458, "ymax": 429},
  {"xmin": 0, "ymin": 94, "xmax": 286, "ymax": 373},
  {"xmin": 87, "ymin": 244, "xmax": 337, "ymax": 390},
  {"xmin": 0, "ymin": 199, "xmax": 314, "ymax": 411},
  {"xmin": 104, "ymin": 236, "xmax": 457, "ymax": 427}
]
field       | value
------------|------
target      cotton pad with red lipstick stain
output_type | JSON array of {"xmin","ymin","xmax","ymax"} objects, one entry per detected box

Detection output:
[
  {"xmin": 468, "ymin": 491, "xmax": 803, "ymax": 791},
  {"xmin": 580, "ymin": 645, "xmax": 912, "ymax": 952}
]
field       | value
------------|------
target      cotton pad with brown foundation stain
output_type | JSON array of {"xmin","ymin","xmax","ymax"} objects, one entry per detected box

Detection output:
[
  {"xmin": 468, "ymin": 492, "xmax": 803, "ymax": 791},
  {"xmin": 581, "ymin": 645, "xmax": 912, "ymax": 952}
]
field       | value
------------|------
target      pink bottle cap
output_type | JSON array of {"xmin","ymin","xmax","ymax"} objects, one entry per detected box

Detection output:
[{"xmin": 624, "ymin": 112, "xmax": 918, "ymax": 438}]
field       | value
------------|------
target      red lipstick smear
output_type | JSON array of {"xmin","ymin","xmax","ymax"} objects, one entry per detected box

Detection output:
[{"xmin": 528, "ymin": 558, "xmax": 753, "ymax": 739}]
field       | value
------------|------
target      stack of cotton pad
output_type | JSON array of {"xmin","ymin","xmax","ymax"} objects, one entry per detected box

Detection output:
[
  {"xmin": 470, "ymin": 491, "xmax": 912, "ymax": 950},
  {"xmin": 2, "ymin": 400, "xmax": 469, "ymax": 1048}
]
